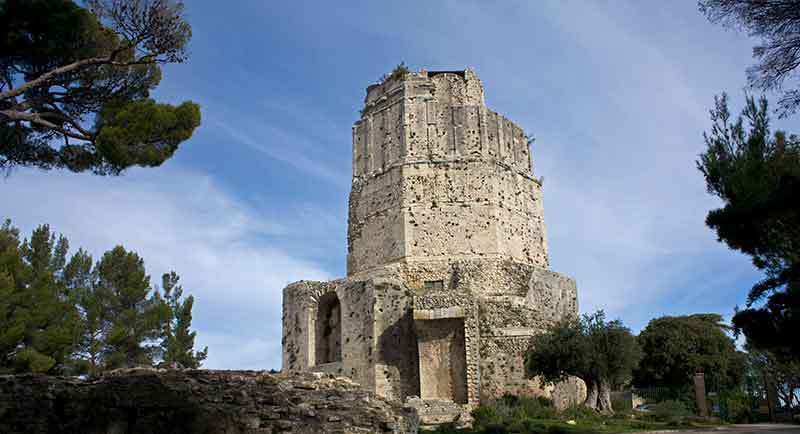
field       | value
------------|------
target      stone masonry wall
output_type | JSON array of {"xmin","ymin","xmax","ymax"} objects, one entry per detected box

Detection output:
[
  {"xmin": 0, "ymin": 369, "xmax": 419, "ymax": 434},
  {"xmin": 282, "ymin": 280, "xmax": 377, "ymax": 391},
  {"xmin": 283, "ymin": 278, "xmax": 421, "ymax": 403},
  {"xmin": 282, "ymin": 68, "xmax": 584, "ymax": 424},
  {"xmin": 371, "ymin": 278, "xmax": 419, "ymax": 402},
  {"xmin": 413, "ymin": 294, "xmax": 480, "ymax": 408},
  {"xmin": 347, "ymin": 70, "xmax": 548, "ymax": 276}
]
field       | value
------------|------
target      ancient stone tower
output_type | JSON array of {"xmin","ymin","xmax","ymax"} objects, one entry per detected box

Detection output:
[{"xmin": 283, "ymin": 69, "xmax": 581, "ymax": 425}]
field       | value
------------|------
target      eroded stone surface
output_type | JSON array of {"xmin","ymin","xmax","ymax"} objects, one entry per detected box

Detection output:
[
  {"xmin": 348, "ymin": 69, "xmax": 547, "ymax": 276},
  {"xmin": 282, "ymin": 69, "xmax": 584, "ymax": 425},
  {"xmin": 0, "ymin": 369, "xmax": 419, "ymax": 434}
]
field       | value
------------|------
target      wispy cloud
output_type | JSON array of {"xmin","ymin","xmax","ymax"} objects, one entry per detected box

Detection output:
[
  {"xmin": 0, "ymin": 165, "xmax": 330, "ymax": 369},
  {"xmin": 212, "ymin": 116, "xmax": 348, "ymax": 187}
]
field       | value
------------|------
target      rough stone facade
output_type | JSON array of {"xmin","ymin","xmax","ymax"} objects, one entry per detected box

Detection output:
[
  {"xmin": 282, "ymin": 69, "xmax": 583, "ymax": 426},
  {"xmin": 0, "ymin": 369, "xmax": 419, "ymax": 434}
]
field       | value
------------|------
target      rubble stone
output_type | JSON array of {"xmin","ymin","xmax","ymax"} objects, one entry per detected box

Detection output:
[{"xmin": 0, "ymin": 369, "xmax": 419, "ymax": 434}]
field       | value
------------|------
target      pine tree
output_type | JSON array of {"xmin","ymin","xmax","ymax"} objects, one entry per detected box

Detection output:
[
  {"xmin": 160, "ymin": 272, "xmax": 207, "ymax": 368},
  {"xmin": 697, "ymin": 94, "xmax": 799, "ymax": 358},
  {"xmin": 63, "ymin": 248, "xmax": 106, "ymax": 375},
  {"xmin": 95, "ymin": 246, "xmax": 169, "ymax": 369},
  {"xmin": 0, "ymin": 220, "xmax": 25, "ymax": 373},
  {"xmin": 0, "ymin": 0, "xmax": 201, "ymax": 174},
  {"xmin": 0, "ymin": 221, "xmax": 79, "ymax": 373},
  {"xmin": 2, "ymin": 219, "xmax": 209, "ymax": 374}
]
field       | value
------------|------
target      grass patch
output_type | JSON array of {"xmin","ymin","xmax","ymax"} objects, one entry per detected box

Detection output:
[{"xmin": 421, "ymin": 394, "xmax": 723, "ymax": 434}]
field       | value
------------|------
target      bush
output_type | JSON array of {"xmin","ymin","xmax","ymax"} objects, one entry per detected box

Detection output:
[
  {"xmin": 610, "ymin": 394, "xmax": 630, "ymax": 414},
  {"xmin": 471, "ymin": 394, "xmax": 556, "ymax": 432},
  {"xmin": 723, "ymin": 392, "xmax": 755, "ymax": 423},
  {"xmin": 559, "ymin": 404, "xmax": 602, "ymax": 423},
  {"xmin": 650, "ymin": 400, "xmax": 691, "ymax": 424},
  {"xmin": 449, "ymin": 394, "xmax": 723, "ymax": 434}
]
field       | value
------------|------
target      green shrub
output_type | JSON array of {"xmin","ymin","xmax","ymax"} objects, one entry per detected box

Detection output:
[
  {"xmin": 724, "ymin": 396, "xmax": 754, "ymax": 423},
  {"xmin": 463, "ymin": 394, "xmax": 725, "ymax": 434},
  {"xmin": 471, "ymin": 404, "xmax": 505, "ymax": 430},
  {"xmin": 650, "ymin": 400, "xmax": 691, "ymax": 424},
  {"xmin": 610, "ymin": 394, "xmax": 631, "ymax": 414},
  {"xmin": 503, "ymin": 394, "xmax": 558, "ymax": 420},
  {"xmin": 559, "ymin": 404, "xmax": 601, "ymax": 423},
  {"xmin": 472, "ymin": 394, "xmax": 557, "ymax": 431}
]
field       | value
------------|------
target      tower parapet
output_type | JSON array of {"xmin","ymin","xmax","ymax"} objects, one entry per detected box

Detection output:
[{"xmin": 348, "ymin": 69, "xmax": 548, "ymax": 279}]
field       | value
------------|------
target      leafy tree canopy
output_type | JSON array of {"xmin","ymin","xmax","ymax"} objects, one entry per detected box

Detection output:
[
  {"xmin": 634, "ymin": 314, "xmax": 745, "ymax": 393},
  {"xmin": 526, "ymin": 311, "xmax": 641, "ymax": 414},
  {"xmin": 697, "ymin": 94, "xmax": 799, "ymax": 358},
  {"xmin": 0, "ymin": 0, "xmax": 200, "ymax": 174},
  {"xmin": 700, "ymin": 0, "xmax": 800, "ymax": 117}
]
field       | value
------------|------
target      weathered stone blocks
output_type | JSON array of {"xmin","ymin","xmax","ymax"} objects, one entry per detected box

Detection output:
[
  {"xmin": 283, "ymin": 68, "xmax": 583, "ymax": 425},
  {"xmin": 0, "ymin": 369, "xmax": 419, "ymax": 434}
]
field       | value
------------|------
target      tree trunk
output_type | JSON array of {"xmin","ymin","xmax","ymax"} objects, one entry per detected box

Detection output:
[
  {"xmin": 596, "ymin": 378, "xmax": 614, "ymax": 415},
  {"xmin": 584, "ymin": 379, "xmax": 599, "ymax": 410}
]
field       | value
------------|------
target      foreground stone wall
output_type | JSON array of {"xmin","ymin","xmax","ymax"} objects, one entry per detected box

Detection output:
[{"xmin": 0, "ymin": 369, "xmax": 419, "ymax": 434}]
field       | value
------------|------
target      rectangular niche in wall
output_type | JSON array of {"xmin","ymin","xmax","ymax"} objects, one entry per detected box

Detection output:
[
  {"xmin": 315, "ymin": 292, "xmax": 342, "ymax": 365},
  {"xmin": 415, "ymin": 318, "xmax": 467, "ymax": 404}
]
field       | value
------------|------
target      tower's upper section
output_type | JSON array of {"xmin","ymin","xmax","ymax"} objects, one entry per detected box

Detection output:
[
  {"xmin": 347, "ymin": 69, "xmax": 548, "ymax": 277},
  {"xmin": 352, "ymin": 69, "xmax": 534, "ymax": 180}
]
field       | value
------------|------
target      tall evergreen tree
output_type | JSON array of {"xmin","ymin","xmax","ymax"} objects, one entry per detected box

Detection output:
[
  {"xmin": 697, "ymin": 94, "xmax": 799, "ymax": 358},
  {"xmin": 160, "ymin": 271, "xmax": 207, "ymax": 368},
  {"xmin": 0, "ymin": 221, "xmax": 79, "ymax": 373},
  {"xmin": 63, "ymin": 248, "xmax": 106, "ymax": 375},
  {"xmin": 94, "ymin": 246, "xmax": 168, "ymax": 369},
  {"xmin": 0, "ymin": 220, "xmax": 26, "ymax": 372},
  {"xmin": 2, "ymin": 219, "xmax": 208, "ymax": 374}
]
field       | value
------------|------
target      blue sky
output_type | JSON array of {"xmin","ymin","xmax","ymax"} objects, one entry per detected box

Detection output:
[{"xmin": 2, "ymin": 0, "xmax": 799, "ymax": 369}]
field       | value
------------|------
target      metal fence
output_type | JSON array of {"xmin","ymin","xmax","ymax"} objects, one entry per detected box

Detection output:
[
  {"xmin": 631, "ymin": 387, "xmax": 672, "ymax": 406},
  {"xmin": 610, "ymin": 387, "xmax": 672, "ymax": 410}
]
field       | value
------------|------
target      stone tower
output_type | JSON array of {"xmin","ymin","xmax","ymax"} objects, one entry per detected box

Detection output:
[
  {"xmin": 283, "ymin": 69, "xmax": 582, "ymax": 426},
  {"xmin": 347, "ymin": 69, "xmax": 548, "ymax": 278}
]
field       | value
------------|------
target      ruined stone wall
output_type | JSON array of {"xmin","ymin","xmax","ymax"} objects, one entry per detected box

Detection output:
[
  {"xmin": 282, "ymin": 280, "xmax": 377, "ymax": 391},
  {"xmin": 477, "ymin": 268, "xmax": 579, "ymax": 404},
  {"xmin": 0, "ymin": 369, "xmax": 419, "ymax": 434},
  {"xmin": 348, "ymin": 70, "xmax": 548, "ymax": 276},
  {"xmin": 282, "ymin": 68, "xmax": 584, "ymax": 424},
  {"xmin": 283, "ymin": 278, "xmax": 421, "ymax": 403},
  {"xmin": 371, "ymin": 278, "xmax": 419, "ymax": 402}
]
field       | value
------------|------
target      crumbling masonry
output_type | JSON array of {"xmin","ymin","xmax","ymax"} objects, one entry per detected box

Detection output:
[{"xmin": 282, "ymin": 69, "xmax": 583, "ymax": 425}]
